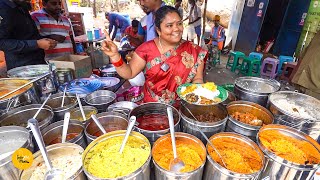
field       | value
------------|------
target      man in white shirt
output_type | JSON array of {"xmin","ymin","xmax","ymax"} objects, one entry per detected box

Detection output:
[{"xmin": 184, "ymin": 0, "xmax": 201, "ymax": 45}]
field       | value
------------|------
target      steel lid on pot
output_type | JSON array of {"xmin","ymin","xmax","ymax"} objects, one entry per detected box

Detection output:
[
  {"xmin": 235, "ymin": 77, "xmax": 280, "ymax": 94},
  {"xmin": 257, "ymin": 124, "xmax": 320, "ymax": 168},
  {"xmin": 0, "ymin": 78, "xmax": 33, "ymax": 101},
  {"xmin": 7, "ymin": 64, "xmax": 56, "ymax": 79}
]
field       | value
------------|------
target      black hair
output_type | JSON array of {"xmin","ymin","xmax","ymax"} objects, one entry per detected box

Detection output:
[
  {"xmin": 154, "ymin": 5, "xmax": 181, "ymax": 30},
  {"xmin": 105, "ymin": 12, "xmax": 109, "ymax": 17},
  {"xmin": 43, "ymin": 0, "xmax": 50, "ymax": 3},
  {"xmin": 132, "ymin": 19, "xmax": 139, "ymax": 27}
]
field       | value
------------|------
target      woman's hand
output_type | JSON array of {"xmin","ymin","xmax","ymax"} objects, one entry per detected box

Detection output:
[{"xmin": 101, "ymin": 30, "xmax": 120, "ymax": 62}]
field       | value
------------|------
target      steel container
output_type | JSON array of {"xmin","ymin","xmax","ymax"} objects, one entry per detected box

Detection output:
[
  {"xmin": 268, "ymin": 91, "xmax": 320, "ymax": 143},
  {"xmin": 70, "ymin": 106, "xmax": 98, "ymax": 125},
  {"xmin": 7, "ymin": 64, "xmax": 59, "ymax": 98},
  {"xmin": 85, "ymin": 112, "xmax": 128, "ymax": 144},
  {"xmin": 221, "ymin": 90, "xmax": 237, "ymax": 107},
  {"xmin": 100, "ymin": 64, "xmax": 118, "ymax": 77},
  {"xmin": 41, "ymin": 120, "xmax": 87, "ymax": 148},
  {"xmin": 234, "ymin": 77, "xmax": 280, "ymax": 107},
  {"xmin": 129, "ymin": 102, "xmax": 181, "ymax": 145},
  {"xmin": 257, "ymin": 124, "xmax": 320, "ymax": 180},
  {"xmin": 180, "ymin": 103, "xmax": 228, "ymax": 144},
  {"xmin": 46, "ymin": 92, "xmax": 78, "ymax": 121},
  {"xmin": 84, "ymin": 90, "xmax": 116, "ymax": 112},
  {"xmin": 0, "ymin": 104, "xmax": 54, "ymax": 130},
  {"xmin": 0, "ymin": 126, "xmax": 34, "ymax": 180},
  {"xmin": 82, "ymin": 130, "xmax": 151, "ymax": 180},
  {"xmin": 107, "ymin": 101, "xmax": 138, "ymax": 117},
  {"xmin": 20, "ymin": 143, "xmax": 86, "ymax": 180},
  {"xmin": 226, "ymin": 101, "xmax": 274, "ymax": 141},
  {"xmin": 56, "ymin": 68, "xmax": 74, "ymax": 84},
  {"xmin": 0, "ymin": 78, "xmax": 40, "ymax": 115},
  {"xmin": 152, "ymin": 132, "xmax": 206, "ymax": 180},
  {"xmin": 203, "ymin": 132, "xmax": 265, "ymax": 179}
]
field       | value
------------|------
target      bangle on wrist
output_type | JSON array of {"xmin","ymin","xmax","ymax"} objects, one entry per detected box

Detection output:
[{"xmin": 112, "ymin": 56, "xmax": 124, "ymax": 67}]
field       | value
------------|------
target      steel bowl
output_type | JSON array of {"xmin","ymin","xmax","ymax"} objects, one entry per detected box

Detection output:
[
  {"xmin": 84, "ymin": 90, "xmax": 116, "ymax": 112},
  {"xmin": 107, "ymin": 101, "xmax": 138, "ymax": 117},
  {"xmin": 70, "ymin": 106, "xmax": 98, "ymax": 125},
  {"xmin": 234, "ymin": 77, "xmax": 280, "ymax": 107},
  {"xmin": 46, "ymin": 92, "xmax": 78, "ymax": 121}
]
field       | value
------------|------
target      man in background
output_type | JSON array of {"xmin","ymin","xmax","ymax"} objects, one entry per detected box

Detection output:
[
  {"xmin": 210, "ymin": 15, "xmax": 225, "ymax": 50},
  {"xmin": 124, "ymin": 19, "xmax": 140, "ymax": 48},
  {"xmin": 137, "ymin": 5, "xmax": 150, "ymax": 43},
  {"xmin": 0, "ymin": 0, "xmax": 56, "ymax": 70},
  {"xmin": 105, "ymin": 12, "xmax": 131, "ymax": 41},
  {"xmin": 31, "ymin": 0, "xmax": 75, "ymax": 60}
]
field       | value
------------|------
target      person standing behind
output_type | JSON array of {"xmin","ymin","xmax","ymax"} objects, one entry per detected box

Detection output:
[
  {"xmin": 0, "ymin": 0, "xmax": 57, "ymax": 70},
  {"xmin": 175, "ymin": 0, "xmax": 183, "ymax": 18},
  {"xmin": 184, "ymin": 0, "xmax": 201, "ymax": 45},
  {"xmin": 137, "ymin": 5, "xmax": 150, "ymax": 43},
  {"xmin": 105, "ymin": 12, "xmax": 131, "ymax": 41},
  {"xmin": 31, "ymin": 0, "xmax": 75, "ymax": 60},
  {"xmin": 210, "ymin": 15, "xmax": 225, "ymax": 50},
  {"xmin": 124, "ymin": 19, "xmax": 140, "ymax": 48}
]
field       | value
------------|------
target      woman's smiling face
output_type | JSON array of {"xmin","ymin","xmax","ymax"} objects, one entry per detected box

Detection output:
[{"xmin": 157, "ymin": 12, "xmax": 184, "ymax": 44}]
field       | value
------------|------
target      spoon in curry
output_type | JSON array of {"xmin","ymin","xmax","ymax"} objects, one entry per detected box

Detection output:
[{"xmin": 167, "ymin": 107, "xmax": 185, "ymax": 172}]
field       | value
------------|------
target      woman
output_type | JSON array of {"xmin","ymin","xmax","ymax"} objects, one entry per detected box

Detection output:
[{"xmin": 101, "ymin": 6, "xmax": 207, "ymax": 105}]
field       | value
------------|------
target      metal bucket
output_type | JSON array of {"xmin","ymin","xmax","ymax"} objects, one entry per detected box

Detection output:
[
  {"xmin": 0, "ymin": 78, "xmax": 40, "ymax": 115},
  {"xmin": 257, "ymin": 124, "xmax": 320, "ymax": 180},
  {"xmin": 41, "ymin": 120, "xmax": 87, "ymax": 148},
  {"xmin": 203, "ymin": 132, "xmax": 265, "ymax": 179},
  {"xmin": 82, "ymin": 130, "xmax": 151, "ymax": 179},
  {"xmin": 180, "ymin": 103, "xmax": 228, "ymax": 144},
  {"xmin": 85, "ymin": 112, "xmax": 128, "ymax": 144},
  {"xmin": 268, "ymin": 91, "xmax": 320, "ymax": 143},
  {"xmin": 84, "ymin": 90, "xmax": 116, "ymax": 112},
  {"xmin": 226, "ymin": 101, "xmax": 274, "ymax": 142},
  {"xmin": 20, "ymin": 143, "xmax": 86, "ymax": 180},
  {"xmin": 234, "ymin": 77, "xmax": 280, "ymax": 107},
  {"xmin": 152, "ymin": 132, "xmax": 206, "ymax": 179},
  {"xmin": 0, "ymin": 104, "xmax": 54, "ymax": 130},
  {"xmin": 107, "ymin": 101, "xmax": 138, "ymax": 117},
  {"xmin": 7, "ymin": 64, "xmax": 59, "ymax": 98},
  {"xmin": 46, "ymin": 92, "xmax": 78, "ymax": 121},
  {"xmin": 0, "ymin": 126, "xmax": 34, "ymax": 180},
  {"xmin": 70, "ymin": 106, "xmax": 98, "ymax": 125},
  {"xmin": 129, "ymin": 102, "xmax": 181, "ymax": 145}
]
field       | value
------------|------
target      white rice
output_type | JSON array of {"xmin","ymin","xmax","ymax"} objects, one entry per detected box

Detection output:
[{"xmin": 274, "ymin": 99, "xmax": 316, "ymax": 120}]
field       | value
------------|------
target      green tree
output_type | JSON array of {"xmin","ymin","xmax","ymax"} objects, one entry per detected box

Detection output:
[{"xmin": 163, "ymin": 0, "xmax": 175, "ymax": 6}]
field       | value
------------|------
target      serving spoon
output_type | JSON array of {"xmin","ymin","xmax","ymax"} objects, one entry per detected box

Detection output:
[
  {"xmin": 61, "ymin": 112, "xmax": 70, "ymax": 143},
  {"xmin": 33, "ymin": 93, "xmax": 52, "ymax": 119},
  {"xmin": 28, "ymin": 118, "xmax": 65, "ymax": 180},
  {"xmin": 60, "ymin": 86, "xmax": 67, "ymax": 107},
  {"xmin": 167, "ymin": 107, "xmax": 185, "ymax": 172},
  {"xmin": 76, "ymin": 94, "xmax": 86, "ymax": 121},
  {"xmin": 119, "ymin": 116, "xmax": 136, "ymax": 154},
  {"xmin": 91, "ymin": 114, "xmax": 107, "ymax": 135}
]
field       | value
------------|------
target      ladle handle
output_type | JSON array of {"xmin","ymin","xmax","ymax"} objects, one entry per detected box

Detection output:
[
  {"xmin": 61, "ymin": 86, "xmax": 67, "ymax": 107},
  {"xmin": 28, "ymin": 118, "xmax": 53, "ymax": 170},
  {"xmin": 119, "ymin": 116, "xmax": 136, "ymax": 154},
  {"xmin": 76, "ymin": 94, "xmax": 86, "ymax": 121},
  {"xmin": 167, "ymin": 107, "xmax": 177, "ymax": 159},
  {"xmin": 91, "ymin": 114, "xmax": 107, "ymax": 134},
  {"xmin": 61, "ymin": 112, "xmax": 70, "ymax": 143},
  {"xmin": 33, "ymin": 93, "xmax": 52, "ymax": 119}
]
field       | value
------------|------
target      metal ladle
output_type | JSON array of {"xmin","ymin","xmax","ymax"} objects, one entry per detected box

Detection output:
[
  {"xmin": 28, "ymin": 118, "xmax": 65, "ymax": 180},
  {"xmin": 91, "ymin": 114, "xmax": 107, "ymax": 135},
  {"xmin": 76, "ymin": 94, "xmax": 86, "ymax": 121},
  {"xmin": 61, "ymin": 112, "xmax": 70, "ymax": 143},
  {"xmin": 119, "ymin": 116, "xmax": 136, "ymax": 154},
  {"xmin": 33, "ymin": 93, "xmax": 52, "ymax": 119},
  {"xmin": 167, "ymin": 107, "xmax": 185, "ymax": 172},
  {"xmin": 60, "ymin": 86, "xmax": 67, "ymax": 107},
  {"xmin": 181, "ymin": 104, "xmax": 227, "ymax": 168}
]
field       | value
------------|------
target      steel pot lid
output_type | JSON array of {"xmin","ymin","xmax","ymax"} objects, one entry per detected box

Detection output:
[
  {"xmin": 7, "ymin": 64, "xmax": 56, "ymax": 79},
  {"xmin": 100, "ymin": 64, "xmax": 116, "ymax": 73},
  {"xmin": 108, "ymin": 101, "xmax": 138, "ymax": 111},
  {"xmin": 235, "ymin": 77, "xmax": 280, "ymax": 94},
  {"xmin": 269, "ymin": 91, "xmax": 320, "ymax": 121},
  {"xmin": 60, "ymin": 78, "xmax": 102, "ymax": 95}
]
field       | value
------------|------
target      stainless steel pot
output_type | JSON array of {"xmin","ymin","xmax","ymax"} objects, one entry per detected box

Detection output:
[
  {"xmin": 70, "ymin": 106, "xmax": 98, "ymax": 125},
  {"xmin": 152, "ymin": 132, "xmax": 206, "ymax": 180},
  {"xmin": 20, "ymin": 143, "xmax": 85, "ymax": 180},
  {"xmin": 226, "ymin": 101, "xmax": 274, "ymax": 142},
  {"xmin": 46, "ymin": 92, "xmax": 78, "ymax": 121},
  {"xmin": 107, "ymin": 101, "xmax": 138, "ymax": 117},
  {"xmin": 0, "ymin": 104, "xmax": 54, "ymax": 130},
  {"xmin": 41, "ymin": 120, "xmax": 87, "ymax": 148},
  {"xmin": 85, "ymin": 112, "xmax": 128, "ymax": 144},
  {"xmin": 203, "ymin": 132, "xmax": 265, "ymax": 179},
  {"xmin": 0, "ymin": 78, "xmax": 40, "ymax": 115},
  {"xmin": 0, "ymin": 126, "xmax": 34, "ymax": 180},
  {"xmin": 56, "ymin": 68, "xmax": 74, "ymax": 84},
  {"xmin": 257, "ymin": 124, "xmax": 320, "ymax": 180},
  {"xmin": 180, "ymin": 103, "xmax": 228, "ymax": 144},
  {"xmin": 234, "ymin": 77, "xmax": 280, "ymax": 107},
  {"xmin": 7, "ymin": 64, "xmax": 59, "ymax": 98},
  {"xmin": 82, "ymin": 130, "xmax": 151, "ymax": 180},
  {"xmin": 100, "ymin": 64, "xmax": 118, "ymax": 77},
  {"xmin": 129, "ymin": 102, "xmax": 180, "ymax": 145},
  {"xmin": 84, "ymin": 90, "xmax": 116, "ymax": 112},
  {"xmin": 268, "ymin": 91, "xmax": 320, "ymax": 143}
]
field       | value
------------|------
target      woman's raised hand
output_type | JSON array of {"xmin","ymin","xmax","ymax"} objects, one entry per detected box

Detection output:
[{"xmin": 101, "ymin": 30, "xmax": 120, "ymax": 61}]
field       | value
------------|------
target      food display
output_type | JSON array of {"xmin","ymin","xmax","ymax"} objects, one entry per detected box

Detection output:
[
  {"xmin": 136, "ymin": 113, "xmax": 177, "ymax": 131},
  {"xmin": 84, "ymin": 135, "xmax": 150, "ymax": 178},
  {"xmin": 195, "ymin": 112, "xmax": 221, "ymax": 123},
  {"xmin": 152, "ymin": 135, "xmax": 206, "ymax": 172},
  {"xmin": 208, "ymin": 136, "xmax": 263, "ymax": 174},
  {"xmin": 0, "ymin": 79, "xmax": 32, "ymax": 100},
  {"xmin": 231, "ymin": 112, "xmax": 263, "ymax": 126},
  {"xmin": 48, "ymin": 133, "xmax": 79, "ymax": 145},
  {"xmin": 70, "ymin": 108, "xmax": 97, "ymax": 122},
  {"xmin": 46, "ymin": 97, "xmax": 76, "ymax": 109},
  {"xmin": 259, "ymin": 129, "xmax": 320, "ymax": 165}
]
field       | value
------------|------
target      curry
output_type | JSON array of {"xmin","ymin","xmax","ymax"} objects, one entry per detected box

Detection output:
[
  {"xmin": 259, "ymin": 129, "xmax": 320, "ymax": 165},
  {"xmin": 208, "ymin": 137, "xmax": 263, "ymax": 174},
  {"xmin": 152, "ymin": 136, "xmax": 206, "ymax": 173},
  {"xmin": 84, "ymin": 136, "xmax": 150, "ymax": 178}
]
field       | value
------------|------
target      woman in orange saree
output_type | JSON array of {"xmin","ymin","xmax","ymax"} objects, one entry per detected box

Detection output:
[{"xmin": 101, "ymin": 6, "xmax": 207, "ymax": 105}]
